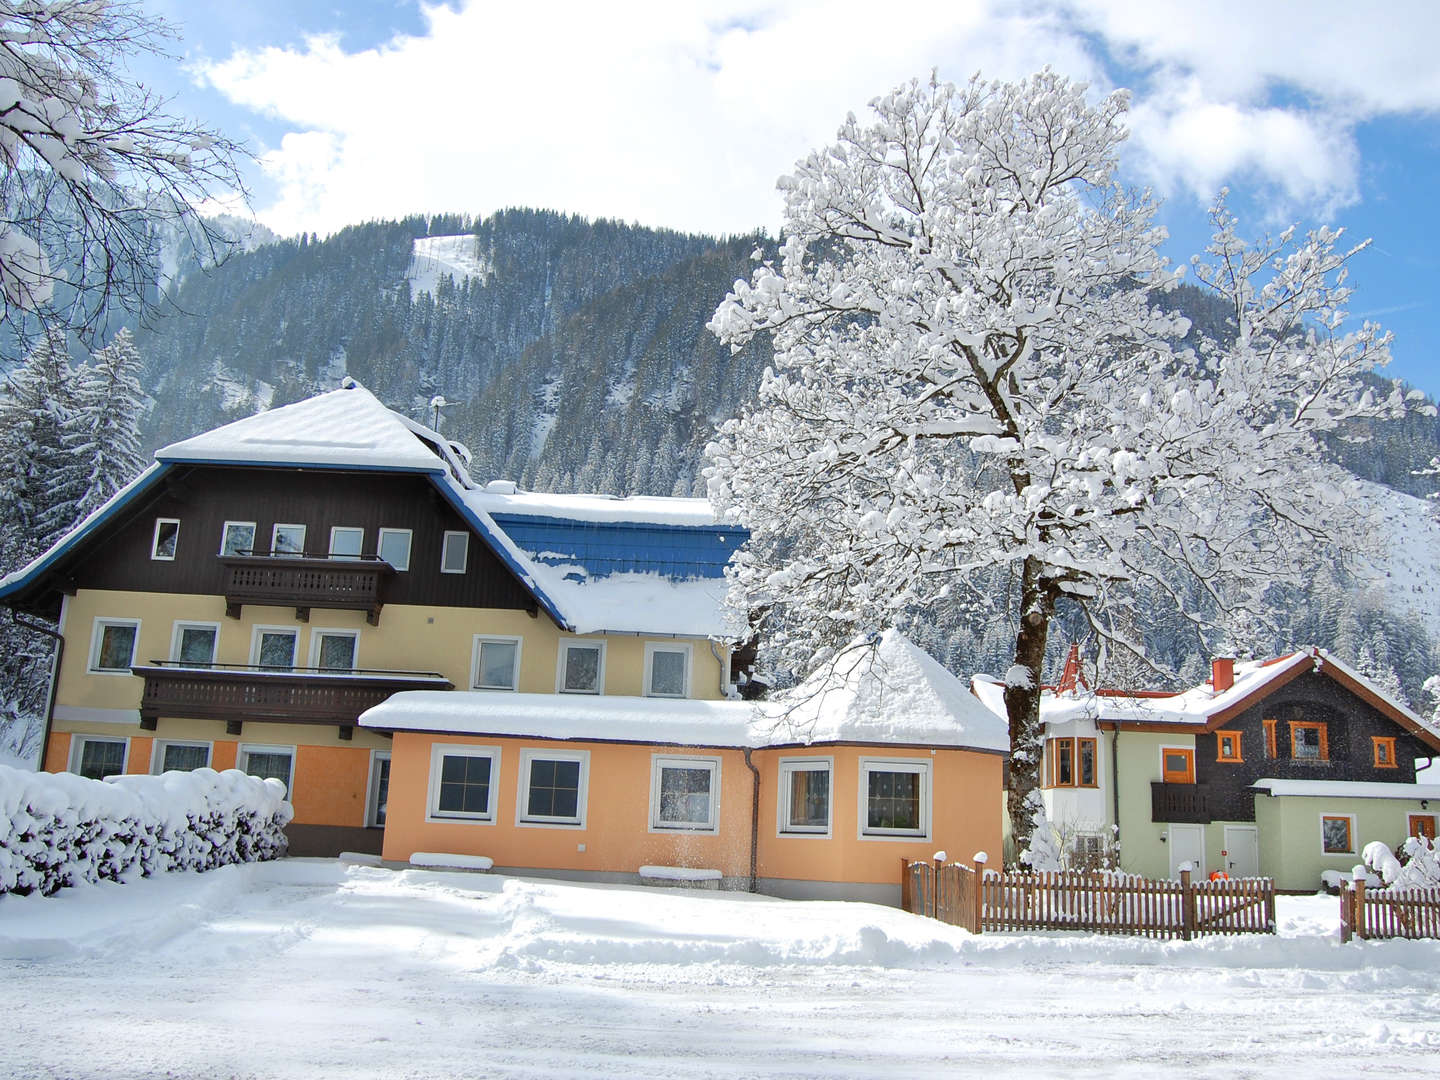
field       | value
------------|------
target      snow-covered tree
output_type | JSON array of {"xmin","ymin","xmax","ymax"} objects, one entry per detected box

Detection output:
[
  {"xmin": 0, "ymin": 0, "xmax": 247, "ymax": 345},
  {"xmin": 67, "ymin": 326, "xmax": 145, "ymax": 521},
  {"xmin": 705, "ymin": 70, "xmax": 1422, "ymax": 849},
  {"xmin": 0, "ymin": 331, "xmax": 75, "ymax": 554}
]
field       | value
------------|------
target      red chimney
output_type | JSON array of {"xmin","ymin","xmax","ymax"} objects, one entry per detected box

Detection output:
[
  {"xmin": 1056, "ymin": 643, "xmax": 1088, "ymax": 695},
  {"xmin": 1212, "ymin": 657, "xmax": 1234, "ymax": 693}
]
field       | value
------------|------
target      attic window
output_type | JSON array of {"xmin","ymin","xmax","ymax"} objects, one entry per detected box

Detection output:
[
  {"xmin": 1289, "ymin": 720, "xmax": 1328, "ymax": 762},
  {"xmin": 441, "ymin": 531, "xmax": 469, "ymax": 574},
  {"xmin": 151, "ymin": 518, "xmax": 179, "ymax": 560},
  {"xmin": 1216, "ymin": 731, "xmax": 1243, "ymax": 763},
  {"xmin": 1372, "ymin": 736, "xmax": 1397, "ymax": 769}
]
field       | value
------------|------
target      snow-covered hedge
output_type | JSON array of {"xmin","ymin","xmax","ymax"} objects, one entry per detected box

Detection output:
[
  {"xmin": 1363, "ymin": 835, "xmax": 1440, "ymax": 890},
  {"xmin": 0, "ymin": 765, "xmax": 293, "ymax": 897}
]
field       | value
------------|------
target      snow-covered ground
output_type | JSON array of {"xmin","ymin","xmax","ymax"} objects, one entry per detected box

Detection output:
[{"xmin": 3, "ymin": 862, "xmax": 1437, "ymax": 1078}]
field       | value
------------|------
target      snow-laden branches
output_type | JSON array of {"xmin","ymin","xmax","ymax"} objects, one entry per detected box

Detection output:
[
  {"xmin": 0, "ymin": 0, "xmax": 248, "ymax": 344},
  {"xmin": 704, "ymin": 69, "xmax": 1421, "ymax": 850}
]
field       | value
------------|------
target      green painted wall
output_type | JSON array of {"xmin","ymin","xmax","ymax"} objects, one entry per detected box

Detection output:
[
  {"xmin": 1114, "ymin": 730, "xmax": 1195, "ymax": 879},
  {"xmin": 1254, "ymin": 794, "xmax": 1435, "ymax": 891}
]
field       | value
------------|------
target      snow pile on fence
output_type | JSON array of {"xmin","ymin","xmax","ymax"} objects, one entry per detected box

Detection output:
[{"xmin": 0, "ymin": 765, "xmax": 292, "ymax": 897}]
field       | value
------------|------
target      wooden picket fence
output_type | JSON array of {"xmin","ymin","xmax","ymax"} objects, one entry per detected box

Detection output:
[
  {"xmin": 1340, "ymin": 878, "xmax": 1440, "ymax": 943},
  {"xmin": 901, "ymin": 858, "xmax": 1275, "ymax": 940}
]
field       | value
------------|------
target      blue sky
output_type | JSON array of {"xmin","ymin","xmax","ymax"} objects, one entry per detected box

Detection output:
[{"xmin": 131, "ymin": 1, "xmax": 1440, "ymax": 397}]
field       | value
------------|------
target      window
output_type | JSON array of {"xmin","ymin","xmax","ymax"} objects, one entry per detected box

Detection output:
[
  {"xmin": 171, "ymin": 622, "xmax": 219, "ymax": 666},
  {"xmin": 517, "ymin": 749, "xmax": 589, "ymax": 827},
  {"xmin": 1161, "ymin": 747, "xmax": 1195, "ymax": 784},
  {"xmin": 367, "ymin": 752, "xmax": 391, "ymax": 827},
  {"xmin": 151, "ymin": 518, "xmax": 180, "ymax": 560},
  {"xmin": 89, "ymin": 618, "xmax": 139, "ymax": 674},
  {"xmin": 778, "ymin": 758, "xmax": 832, "ymax": 835},
  {"xmin": 1372, "ymin": 736, "xmax": 1397, "ymax": 769},
  {"xmin": 1262, "ymin": 717, "xmax": 1278, "ymax": 758},
  {"xmin": 377, "ymin": 528, "xmax": 412, "ymax": 571},
  {"xmin": 271, "ymin": 523, "xmax": 306, "ymax": 557},
  {"xmin": 1320, "ymin": 814, "xmax": 1355, "ymax": 855},
  {"xmin": 859, "ymin": 758, "xmax": 930, "ymax": 839},
  {"xmin": 329, "ymin": 526, "xmax": 364, "ymax": 559},
  {"xmin": 72, "ymin": 736, "xmax": 127, "ymax": 780},
  {"xmin": 220, "ymin": 520, "xmax": 256, "ymax": 556},
  {"xmin": 154, "ymin": 741, "xmax": 210, "ymax": 773},
  {"xmin": 1409, "ymin": 814, "xmax": 1438, "ymax": 841},
  {"xmin": 557, "ymin": 640, "xmax": 604, "ymax": 694},
  {"xmin": 441, "ymin": 530, "xmax": 469, "ymax": 574},
  {"xmin": 650, "ymin": 756, "xmax": 720, "ymax": 832},
  {"xmin": 251, "ymin": 626, "xmax": 298, "ymax": 670},
  {"xmin": 471, "ymin": 636, "xmax": 521, "ymax": 691},
  {"xmin": 644, "ymin": 642, "xmax": 691, "ymax": 698},
  {"xmin": 1289, "ymin": 720, "xmax": 1328, "ymax": 762},
  {"xmin": 310, "ymin": 629, "xmax": 359, "ymax": 671},
  {"xmin": 239, "ymin": 745, "xmax": 295, "ymax": 796},
  {"xmin": 427, "ymin": 744, "xmax": 500, "ymax": 822},
  {"xmin": 1047, "ymin": 737, "xmax": 1098, "ymax": 788},
  {"xmin": 1216, "ymin": 730, "xmax": 1243, "ymax": 763}
]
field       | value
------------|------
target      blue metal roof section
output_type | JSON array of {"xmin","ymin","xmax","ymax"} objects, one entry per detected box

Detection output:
[{"xmin": 490, "ymin": 514, "xmax": 747, "ymax": 584}]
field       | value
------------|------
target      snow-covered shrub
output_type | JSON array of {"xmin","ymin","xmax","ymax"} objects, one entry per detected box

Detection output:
[
  {"xmin": 1363, "ymin": 835, "xmax": 1440, "ymax": 890},
  {"xmin": 0, "ymin": 765, "xmax": 292, "ymax": 898},
  {"xmin": 1018, "ymin": 806, "xmax": 1063, "ymax": 871}
]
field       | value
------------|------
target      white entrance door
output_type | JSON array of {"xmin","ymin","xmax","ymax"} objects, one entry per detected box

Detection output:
[
  {"xmin": 1168, "ymin": 823, "xmax": 1205, "ymax": 879},
  {"xmin": 1222, "ymin": 825, "xmax": 1259, "ymax": 878}
]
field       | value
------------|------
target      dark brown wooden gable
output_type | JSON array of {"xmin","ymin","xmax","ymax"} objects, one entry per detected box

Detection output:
[{"xmin": 30, "ymin": 465, "xmax": 538, "ymax": 614}]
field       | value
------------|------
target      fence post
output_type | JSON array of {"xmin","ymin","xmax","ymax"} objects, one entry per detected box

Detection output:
[
  {"xmin": 1180, "ymin": 867, "xmax": 1195, "ymax": 941},
  {"xmin": 1352, "ymin": 866, "xmax": 1367, "ymax": 942},
  {"xmin": 900, "ymin": 857, "xmax": 911, "ymax": 913},
  {"xmin": 971, "ymin": 852, "xmax": 988, "ymax": 935}
]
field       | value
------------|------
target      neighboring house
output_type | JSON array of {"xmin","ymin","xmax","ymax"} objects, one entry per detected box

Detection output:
[
  {"xmin": 0, "ymin": 383, "xmax": 746, "ymax": 857},
  {"xmin": 361, "ymin": 628, "xmax": 1007, "ymax": 904},
  {"xmin": 974, "ymin": 648, "xmax": 1440, "ymax": 890}
]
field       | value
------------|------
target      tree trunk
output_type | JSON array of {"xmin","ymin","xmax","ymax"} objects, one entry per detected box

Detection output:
[{"xmin": 1004, "ymin": 556, "xmax": 1057, "ymax": 860}]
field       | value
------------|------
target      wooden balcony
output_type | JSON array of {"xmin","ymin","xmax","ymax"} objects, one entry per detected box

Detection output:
[
  {"xmin": 134, "ymin": 662, "xmax": 453, "ymax": 736},
  {"xmin": 220, "ymin": 553, "xmax": 395, "ymax": 624},
  {"xmin": 1151, "ymin": 781, "xmax": 1211, "ymax": 824}
]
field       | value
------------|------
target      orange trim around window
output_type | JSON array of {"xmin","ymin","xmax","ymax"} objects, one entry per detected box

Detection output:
[
  {"xmin": 1288, "ymin": 720, "xmax": 1328, "ymax": 762},
  {"xmin": 1076, "ymin": 738, "xmax": 1098, "ymax": 788},
  {"xmin": 1048, "ymin": 737, "xmax": 1075, "ymax": 788},
  {"xmin": 1216, "ymin": 730, "xmax": 1243, "ymax": 763},
  {"xmin": 1262, "ymin": 717, "xmax": 1277, "ymax": 758},
  {"xmin": 1371, "ymin": 736, "xmax": 1397, "ymax": 769},
  {"xmin": 1161, "ymin": 747, "xmax": 1195, "ymax": 784}
]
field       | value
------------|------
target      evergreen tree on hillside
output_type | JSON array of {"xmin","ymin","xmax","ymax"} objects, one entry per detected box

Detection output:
[
  {"xmin": 0, "ymin": 333, "xmax": 77, "ymax": 559},
  {"xmin": 69, "ymin": 329, "xmax": 148, "ymax": 522}
]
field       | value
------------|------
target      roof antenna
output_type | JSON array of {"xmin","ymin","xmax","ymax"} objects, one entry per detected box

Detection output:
[{"xmin": 429, "ymin": 394, "xmax": 456, "ymax": 434}]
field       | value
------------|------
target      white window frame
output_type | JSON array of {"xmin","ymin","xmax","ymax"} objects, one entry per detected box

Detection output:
[
  {"xmin": 643, "ymin": 641, "xmax": 692, "ymax": 699},
  {"xmin": 777, "ymin": 756, "xmax": 834, "ymax": 837},
  {"xmin": 365, "ymin": 749, "xmax": 392, "ymax": 828},
  {"xmin": 270, "ymin": 522, "xmax": 307, "ymax": 557},
  {"xmin": 516, "ymin": 748, "xmax": 590, "ymax": 829},
  {"xmin": 150, "ymin": 739, "xmax": 213, "ymax": 774},
  {"xmin": 555, "ymin": 638, "xmax": 606, "ymax": 695},
  {"xmin": 219, "ymin": 520, "xmax": 257, "ymax": 556},
  {"xmin": 169, "ymin": 620, "xmax": 221, "ymax": 666},
  {"xmin": 329, "ymin": 526, "xmax": 365, "ymax": 560},
  {"xmin": 857, "ymin": 757, "xmax": 932, "ymax": 841},
  {"xmin": 425, "ymin": 743, "xmax": 501, "ymax": 824},
  {"xmin": 150, "ymin": 517, "xmax": 180, "ymax": 561},
  {"xmin": 238, "ymin": 743, "xmax": 297, "ymax": 798},
  {"xmin": 471, "ymin": 635, "xmax": 522, "ymax": 691},
  {"xmin": 441, "ymin": 530, "xmax": 469, "ymax": 574},
  {"xmin": 377, "ymin": 527, "xmax": 413, "ymax": 572},
  {"xmin": 1319, "ymin": 812, "xmax": 1358, "ymax": 856},
  {"xmin": 249, "ymin": 625, "xmax": 299, "ymax": 669},
  {"xmin": 648, "ymin": 755, "xmax": 721, "ymax": 833},
  {"xmin": 88, "ymin": 617, "xmax": 141, "ymax": 675},
  {"xmin": 308, "ymin": 627, "xmax": 361, "ymax": 671},
  {"xmin": 69, "ymin": 734, "xmax": 129, "ymax": 779}
]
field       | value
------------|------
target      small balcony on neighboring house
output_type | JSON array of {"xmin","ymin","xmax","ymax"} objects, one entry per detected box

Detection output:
[
  {"xmin": 220, "ymin": 553, "xmax": 395, "ymax": 625},
  {"xmin": 1151, "ymin": 781, "xmax": 1211, "ymax": 824},
  {"xmin": 133, "ymin": 662, "xmax": 453, "ymax": 739}
]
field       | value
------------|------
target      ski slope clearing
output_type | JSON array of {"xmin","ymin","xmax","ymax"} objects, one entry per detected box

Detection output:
[
  {"xmin": 2, "ymin": 862, "xmax": 1437, "ymax": 1078},
  {"xmin": 408, "ymin": 234, "xmax": 489, "ymax": 298}
]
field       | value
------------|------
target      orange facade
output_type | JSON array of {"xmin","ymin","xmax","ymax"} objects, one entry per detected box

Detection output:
[{"xmin": 382, "ymin": 732, "xmax": 1003, "ymax": 891}]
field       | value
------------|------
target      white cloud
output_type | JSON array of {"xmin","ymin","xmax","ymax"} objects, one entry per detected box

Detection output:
[{"xmin": 195, "ymin": 0, "xmax": 1438, "ymax": 237}]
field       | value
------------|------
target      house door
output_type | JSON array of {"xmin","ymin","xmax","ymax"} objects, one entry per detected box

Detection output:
[
  {"xmin": 1222, "ymin": 825, "xmax": 1259, "ymax": 878},
  {"xmin": 366, "ymin": 752, "xmax": 391, "ymax": 829},
  {"xmin": 1168, "ymin": 823, "xmax": 1204, "ymax": 880}
]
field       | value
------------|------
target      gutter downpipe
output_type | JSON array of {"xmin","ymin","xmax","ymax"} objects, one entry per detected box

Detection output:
[
  {"xmin": 11, "ymin": 609, "xmax": 62, "ymax": 771},
  {"xmin": 1109, "ymin": 726, "xmax": 1121, "ymax": 850},
  {"xmin": 743, "ymin": 748, "xmax": 760, "ymax": 893}
]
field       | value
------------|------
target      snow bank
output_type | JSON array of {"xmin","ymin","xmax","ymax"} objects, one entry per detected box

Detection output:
[{"xmin": 0, "ymin": 764, "xmax": 292, "ymax": 897}]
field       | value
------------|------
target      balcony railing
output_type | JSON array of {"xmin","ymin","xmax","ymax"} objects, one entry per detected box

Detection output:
[
  {"xmin": 1151, "ymin": 781, "xmax": 1211, "ymax": 824},
  {"xmin": 134, "ymin": 661, "xmax": 452, "ymax": 736},
  {"xmin": 220, "ymin": 553, "xmax": 395, "ymax": 625}
]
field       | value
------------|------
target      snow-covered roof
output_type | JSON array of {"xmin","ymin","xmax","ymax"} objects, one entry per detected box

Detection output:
[
  {"xmin": 156, "ymin": 384, "xmax": 447, "ymax": 474},
  {"xmin": 971, "ymin": 649, "xmax": 1440, "ymax": 750},
  {"xmin": 361, "ymin": 630, "xmax": 1008, "ymax": 753},
  {"xmin": 469, "ymin": 482, "xmax": 720, "ymax": 527},
  {"xmin": 1251, "ymin": 778, "xmax": 1440, "ymax": 801}
]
